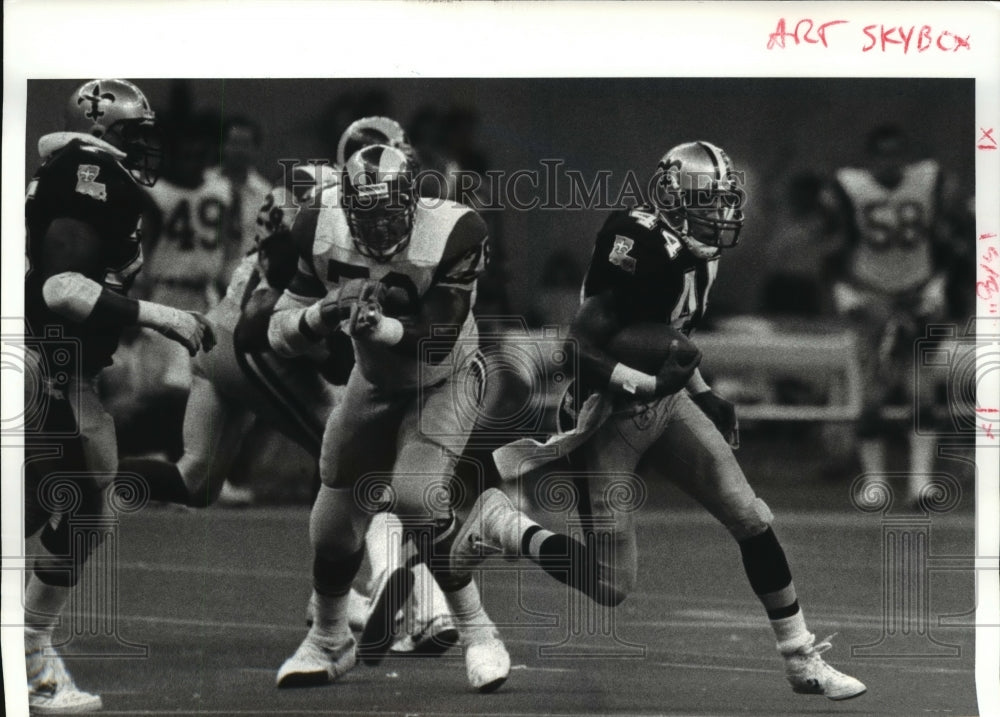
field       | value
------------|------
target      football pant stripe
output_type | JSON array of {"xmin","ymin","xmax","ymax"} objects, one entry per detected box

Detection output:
[{"xmin": 247, "ymin": 350, "xmax": 324, "ymax": 451}]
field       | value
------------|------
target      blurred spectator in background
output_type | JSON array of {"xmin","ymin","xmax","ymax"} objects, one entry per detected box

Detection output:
[
  {"xmin": 760, "ymin": 171, "xmax": 838, "ymax": 318},
  {"xmin": 106, "ymin": 109, "xmax": 270, "ymax": 480},
  {"xmin": 410, "ymin": 104, "xmax": 509, "ymax": 316},
  {"xmin": 210, "ymin": 116, "xmax": 272, "ymax": 287},
  {"xmin": 821, "ymin": 124, "xmax": 967, "ymax": 505},
  {"xmin": 100, "ymin": 111, "xmax": 219, "ymax": 458}
]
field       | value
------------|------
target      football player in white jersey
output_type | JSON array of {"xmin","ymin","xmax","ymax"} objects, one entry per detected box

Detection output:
[
  {"xmin": 131, "ymin": 117, "xmax": 270, "ymax": 402},
  {"xmin": 824, "ymin": 125, "xmax": 958, "ymax": 504},
  {"xmin": 458, "ymin": 142, "xmax": 866, "ymax": 701},
  {"xmin": 269, "ymin": 144, "xmax": 510, "ymax": 692},
  {"xmin": 120, "ymin": 159, "xmax": 460, "ymax": 653}
]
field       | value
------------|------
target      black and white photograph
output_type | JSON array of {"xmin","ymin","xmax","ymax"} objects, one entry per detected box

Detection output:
[{"xmin": 3, "ymin": 2, "xmax": 998, "ymax": 716}]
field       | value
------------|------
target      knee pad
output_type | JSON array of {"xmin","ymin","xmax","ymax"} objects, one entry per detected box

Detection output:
[
  {"xmin": 309, "ymin": 486, "xmax": 368, "ymax": 557},
  {"xmin": 724, "ymin": 497, "xmax": 775, "ymax": 542}
]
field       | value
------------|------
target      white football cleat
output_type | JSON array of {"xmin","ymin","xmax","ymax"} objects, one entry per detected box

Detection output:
[
  {"xmin": 391, "ymin": 613, "xmax": 460, "ymax": 656},
  {"xmin": 26, "ymin": 630, "xmax": 102, "ymax": 714},
  {"xmin": 276, "ymin": 631, "xmax": 356, "ymax": 688},
  {"xmin": 784, "ymin": 634, "xmax": 867, "ymax": 701},
  {"xmin": 451, "ymin": 489, "xmax": 521, "ymax": 573},
  {"xmin": 464, "ymin": 632, "xmax": 510, "ymax": 693}
]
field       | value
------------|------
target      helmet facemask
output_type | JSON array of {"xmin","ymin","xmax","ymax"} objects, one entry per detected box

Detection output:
[
  {"xmin": 342, "ymin": 145, "xmax": 418, "ymax": 261},
  {"xmin": 652, "ymin": 144, "xmax": 745, "ymax": 259},
  {"xmin": 345, "ymin": 193, "xmax": 416, "ymax": 260},
  {"xmin": 104, "ymin": 118, "xmax": 163, "ymax": 187}
]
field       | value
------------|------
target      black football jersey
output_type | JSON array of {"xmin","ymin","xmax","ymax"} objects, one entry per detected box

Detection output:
[
  {"xmin": 25, "ymin": 139, "xmax": 146, "ymax": 375},
  {"xmin": 582, "ymin": 207, "xmax": 719, "ymax": 335}
]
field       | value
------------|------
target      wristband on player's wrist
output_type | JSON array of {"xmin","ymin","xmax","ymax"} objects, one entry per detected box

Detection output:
[
  {"xmin": 610, "ymin": 363, "xmax": 657, "ymax": 398},
  {"xmin": 299, "ymin": 302, "xmax": 331, "ymax": 341}
]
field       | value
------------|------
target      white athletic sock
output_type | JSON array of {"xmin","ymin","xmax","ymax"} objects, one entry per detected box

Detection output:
[
  {"xmin": 310, "ymin": 590, "xmax": 352, "ymax": 643},
  {"xmin": 772, "ymin": 611, "xmax": 812, "ymax": 654},
  {"xmin": 443, "ymin": 579, "xmax": 494, "ymax": 645}
]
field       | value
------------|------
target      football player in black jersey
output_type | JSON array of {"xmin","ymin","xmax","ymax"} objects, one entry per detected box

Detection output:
[
  {"xmin": 23, "ymin": 79, "xmax": 215, "ymax": 713},
  {"xmin": 461, "ymin": 142, "xmax": 867, "ymax": 701}
]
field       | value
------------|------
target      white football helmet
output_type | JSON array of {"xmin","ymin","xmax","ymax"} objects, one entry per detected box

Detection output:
[
  {"xmin": 336, "ymin": 116, "xmax": 415, "ymax": 167},
  {"xmin": 652, "ymin": 141, "xmax": 745, "ymax": 259}
]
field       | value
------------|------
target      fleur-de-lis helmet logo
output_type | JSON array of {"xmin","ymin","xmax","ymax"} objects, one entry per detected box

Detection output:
[{"xmin": 78, "ymin": 82, "xmax": 116, "ymax": 122}]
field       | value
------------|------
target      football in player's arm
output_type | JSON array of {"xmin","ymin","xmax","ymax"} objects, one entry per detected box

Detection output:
[{"xmin": 472, "ymin": 141, "xmax": 865, "ymax": 702}]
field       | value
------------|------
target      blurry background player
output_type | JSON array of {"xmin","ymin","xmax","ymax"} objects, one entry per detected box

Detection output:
[
  {"xmin": 822, "ymin": 124, "xmax": 965, "ymax": 505},
  {"xmin": 476, "ymin": 141, "xmax": 867, "ymax": 701},
  {"xmin": 119, "ymin": 156, "xmax": 459, "ymax": 655},
  {"xmin": 112, "ymin": 114, "xmax": 271, "ymax": 499},
  {"xmin": 269, "ymin": 144, "xmax": 510, "ymax": 692},
  {"xmin": 23, "ymin": 78, "xmax": 215, "ymax": 714}
]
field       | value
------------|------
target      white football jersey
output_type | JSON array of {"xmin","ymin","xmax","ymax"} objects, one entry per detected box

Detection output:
[
  {"xmin": 291, "ymin": 190, "xmax": 488, "ymax": 390},
  {"xmin": 145, "ymin": 168, "xmax": 270, "ymax": 286},
  {"xmin": 836, "ymin": 158, "xmax": 940, "ymax": 293}
]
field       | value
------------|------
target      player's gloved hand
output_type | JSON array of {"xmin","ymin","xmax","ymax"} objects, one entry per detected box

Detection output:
[
  {"xmin": 652, "ymin": 340, "xmax": 702, "ymax": 398},
  {"xmin": 138, "ymin": 302, "xmax": 216, "ymax": 356},
  {"xmin": 308, "ymin": 279, "xmax": 387, "ymax": 334},
  {"xmin": 691, "ymin": 390, "xmax": 740, "ymax": 448},
  {"xmin": 347, "ymin": 281, "xmax": 385, "ymax": 338}
]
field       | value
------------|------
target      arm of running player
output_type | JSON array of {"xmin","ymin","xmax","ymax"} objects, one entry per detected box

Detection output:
[
  {"xmin": 349, "ymin": 210, "xmax": 487, "ymax": 360},
  {"xmin": 38, "ymin": 217, "xmax": 215, "ymax": 355},
  {"xmin": 568, "ymin": 290, "xmax": 697, "ymax": 400},
  {"xmin": 686, "ymin": 367, "xmax": 740, "ymax": 448}
]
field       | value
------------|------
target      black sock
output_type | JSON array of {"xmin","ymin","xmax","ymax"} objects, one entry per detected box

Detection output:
[
  {"xmin": 526, "ymin": 530, "xmax": 619, "ymax": 605},
  {"xmin": 118, "ymin": 457, "xmax": 191, "ymax": 506}
]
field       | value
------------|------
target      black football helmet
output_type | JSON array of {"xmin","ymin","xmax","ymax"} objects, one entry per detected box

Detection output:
[
  {"xmin": 65, "ymin": 79, "xmax": 162, "ymax": 186},
  {"xmin": 341, "ymin": 144, "xmax": 418, "ymax": 260},
  {"xmin": 652, "ymin": 141, "xmax": 745, "ymax": 258}
]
